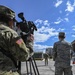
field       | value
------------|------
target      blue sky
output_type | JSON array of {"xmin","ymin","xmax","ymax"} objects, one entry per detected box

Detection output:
[{"xmin": 1, "ymin": 0, "xmax": 75, "ymax": 52}]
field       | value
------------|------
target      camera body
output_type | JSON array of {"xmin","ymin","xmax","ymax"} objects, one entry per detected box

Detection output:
[
  {"xmin": 16, "ymin": 12, "xmax": 37, "ymax": 34},
  {"xmin": 16, "ymin": 12, "xmax": 37, "ymax": 43}
]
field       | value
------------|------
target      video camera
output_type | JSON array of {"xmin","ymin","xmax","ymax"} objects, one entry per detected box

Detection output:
[{"xmin": 16, "ymin": 12, "xmax": 37, "ymax": 34}]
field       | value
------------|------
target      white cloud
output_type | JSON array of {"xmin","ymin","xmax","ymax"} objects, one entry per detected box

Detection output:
[
  {"xmin": 34, "ymin": 44, "xmax": 50, "ymax": 50},
  {"xmin": 55, "ymin": 0, "xmax": 63, "ymax": 7},
  {"xmin": 34, "ymin": 19, "xmax": 65, "ymax": 51},
  {"xmin": 34, "ymin": 31, "xmax": 50, "ymax": 42},
  {"xmin": 73, "ymin": 29, "xmax": 75, "ymax": 31},
  {"xmin": 35, "ymin": 19, "xmax": 43, "ymax": 25},
  {"xmin": 43, "ymin": 20, "xmax": 50, "ymax": 26},
  {"xmin": 54, "ymin": 17, "xmax": 69, "ymax": 24},
  {"xmin": 54, "ymin": 21, "xmax": 61, "ymax": 24},
  {"xmin": 64, "ymin": 18, "xmax": 69, "ymax": 22},
  {"xmin": 35, "ymin": 19, "xmax": 50, "ymax": 26},
  {"xmin": 66, "ymin": 13, "xmax": 69, "ymax": 16},
  {"xmin": 54, "ymin": 17, "xmax": 63, "ymax": 24},
  {"xmin": 57, "ymin": 28, "xmax": 65, "ymax": 31},
  {"xmin": 33, "ymin": 43, "xmax": 53, "ymax": 52},
  {"xmin": 35, "ymin": 19, "xmax": 50, "ymax": 27},
  {"xmin": 72, "ymin": 25, "xmax": 75, "ymax": 31},
  {"xmin": 72, "ymin": 35, "xmax": 75, "ymax": 37},
  {"xmin": 72, "ymin": 25, "xmax": 75, "ymax": 28},
  {"xmin": 34, "ymin": 27, "xmax": 58, "ymax": 43},
  {"xmin": 73, "ymin": 0, "xmax": 75, "ymax": 6},
  {"xmin": 34, "ymin": 19, "xmax": 59, "ymax": 43},
  {"xmin": 65, "ymin": 1, "xmax": 75, "ymax": 12}
]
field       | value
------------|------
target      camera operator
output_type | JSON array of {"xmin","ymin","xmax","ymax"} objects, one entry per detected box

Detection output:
[
  {"xmin": 0, "ymin": 5, "xmax": 32, "ymax": 75},
  {"xmin": 16, "ymin": 12, "xmax": 37, "ymax": 56}
]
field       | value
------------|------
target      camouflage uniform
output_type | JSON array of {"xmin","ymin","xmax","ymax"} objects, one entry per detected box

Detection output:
[
  {"xmin": 0, "ymin": 5, "xmax": 31, "ymax": 75},
  {"xmin": 44, "ymin": 53, "xmax": 48, "ymax": 66},
  {"xmin": 15, "ymin": 25, "xmax": 34, "ymax": 56},
  {"xmin": 53, "ymin": 32, "xmax": 73, "ymax": 75}
]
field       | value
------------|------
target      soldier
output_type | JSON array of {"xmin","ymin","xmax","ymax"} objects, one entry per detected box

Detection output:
[
  {"xmin": 71, "ymin": 40, "xmax": 75, "ymax": 64},
  {"xmin": 16, "ymin": 13, "xmax": 37, "ymax": 56},
  {"xmin": 15, "ymin": 21, "xmax": 34, "ymax": 57},
  {"xmin": 0, "ymin": 5, "xmax": 32, "ymax": 75},
  {"xmin": 44, "ymin": 53, "xmax": 48, "ymax": 66},
  {"xmin": 53, "ymin": 32, "xmax": 73, "ymax": 75}
]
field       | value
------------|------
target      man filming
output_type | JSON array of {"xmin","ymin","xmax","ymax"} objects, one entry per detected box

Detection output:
[
  {"xmin": 16, "ymin": 12, "xmax": 37, "ymax": 56},
  {"xmin": 0, "ymin": 5, "xmax": 31, "ymax": 75}
]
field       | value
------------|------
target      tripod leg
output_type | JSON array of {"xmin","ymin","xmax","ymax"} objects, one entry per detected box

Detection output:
[
  {"xmin": 31, "ymin": 57, "xmax": 40, "ymax": 75},
  {"xmin": 26, "ymin": 61, "xmax": 29, "ymax": 75},
  {"xmin": 17, "ymin": 61, "xmax": 21, "ymax": 74},
  {"xmin": 30, "ymin": 57, "xmax": 37, "ymax": 75},
  {"xmin": 29, "ymin": 59, "xmax": 32, "ymax": 75}
]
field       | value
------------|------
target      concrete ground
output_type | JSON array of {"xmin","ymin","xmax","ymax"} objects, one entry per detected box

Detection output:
[{"xmin": 21, "ymin": 59, "xmax": 75, "ymax": 75}]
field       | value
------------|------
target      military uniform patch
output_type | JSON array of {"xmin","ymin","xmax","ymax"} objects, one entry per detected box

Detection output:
[{"xmin": 16, "ymin": 39, "xmax": 23, "ymax": 45}]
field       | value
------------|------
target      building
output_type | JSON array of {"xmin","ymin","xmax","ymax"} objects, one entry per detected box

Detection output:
[{"xmin": 32, "ymin": 52, "xmax": 44, "ymax": 60}]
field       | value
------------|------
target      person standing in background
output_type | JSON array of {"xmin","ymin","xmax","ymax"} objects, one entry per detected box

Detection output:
[
  {"xmin": 53, "ymin": 32, "xmax": 73, "ymax": 75},
  {"xmin": 44, "ymin": 53, "xmax": 48, "ymax": 66}
]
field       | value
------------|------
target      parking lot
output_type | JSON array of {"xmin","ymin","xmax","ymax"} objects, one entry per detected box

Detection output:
[{"xmin": 21, "ymin": 59, "xmax": 75, "ymax": 75}]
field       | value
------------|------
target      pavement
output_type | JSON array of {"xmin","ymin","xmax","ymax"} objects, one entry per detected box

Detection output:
[{"xmin": 21, "ymin": 59, "xmax": 75, "ymax": 75}]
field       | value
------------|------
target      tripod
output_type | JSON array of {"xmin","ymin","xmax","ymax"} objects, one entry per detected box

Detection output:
[{"xmin": 18, "ymin": 56, "xmax": 40, "ymax": 75}]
